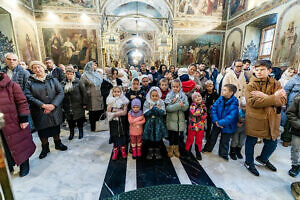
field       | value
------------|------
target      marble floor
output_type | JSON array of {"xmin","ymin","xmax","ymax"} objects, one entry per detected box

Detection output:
[{"xmin": 9, "ymin": 125, "xmax": 296, "ymax": 200}]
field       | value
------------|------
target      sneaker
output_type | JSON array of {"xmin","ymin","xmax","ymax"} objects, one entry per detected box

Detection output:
[
  {"xmin": 244, "ymin": 162, "xmax": 260, "ymax": 176},
  {"xmin": 256, "ymin": 156, "xmax": 277, "ymax": 172},
  {"xmin": 289, "ymin": 165, "xmax": 300, "ymax": 177}
]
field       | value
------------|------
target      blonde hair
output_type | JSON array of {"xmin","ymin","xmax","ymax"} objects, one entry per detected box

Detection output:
[
  {"xmin": 29, "ymin": 61, "xmax": 47, "ymax": 70},
  {"xmin": 205, "ymin": 80, "xmax": 214, "ymax": 86},
  {"xmin": 112, "ymin": 86, "xmax": 122, "ymax": 94}
]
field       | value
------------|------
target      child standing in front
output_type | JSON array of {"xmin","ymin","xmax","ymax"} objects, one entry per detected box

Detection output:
[
  {"xmin": 203, "ymin": 84, "xmax": 239, "ymax": 161},
  {"xmin": 159, "ymin": 78, "xmax": 170, "ymax": 100},
  {"xmin": 128, "ymin": 98, "xmax": 146, "ymax": 159},
  {"xmin": 185, "ymin": 92, "xmax": 207, "ymax": 160},
  {"xmin": 165, "ymin": 79, "xmax": 189, "ymax": 158},
  {"xmin": 107, "ymin": 86, "xmax": 130, "ymax": 160},
  {"xmin": 143, "ymin": 87, "xmax": 168, "ymax": 160}
]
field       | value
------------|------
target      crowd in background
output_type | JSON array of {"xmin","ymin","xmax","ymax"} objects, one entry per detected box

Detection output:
[{"xmin": 1, "ymin": 52, "xmax": 300, "ymax": 189}]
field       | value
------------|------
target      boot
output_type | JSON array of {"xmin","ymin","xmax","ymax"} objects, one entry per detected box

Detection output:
[
  {"xmin": 19, "ymin": 159, "xmax": 30, "ymax": 177},
  {"xmin": 68, "ymin": 128, "xmax": 74, "ymax": 140},
  {"xmin": 291, "ymin": 182, "xmax": 300, "ymax": 200},
  {"xmin": 39, "ymin": 143, "xmax": 50, "ymax": 159},
  {"xmin": 121, "ymin": 146, "xmax": 127, "ymax": 159},
  {"xmin": 289, "ymin": 165, "xmax": 300, "ymax": 177},
  {"xmin": 174, "ymin": 145, "xmax": 180, "ymax": 158},
  {"xmin": 54, "ymin": 140, "xmax": 68, "ymax": 151},
  {"xmin": 154, "ymin": 148, "xmax": 162, "ymax": 160},
  {"xmin": 244, "ymin": 162, "xmax": 260, "ymax": 176},
  {"xmin": 137, "ymin": 146, "xmax": 142, "ymax": 157},
  {"xmin": 112, "ymin": 147, "xmax": 119, "ymax": 160},
  {"xmin": 195, "ymin": 145, "xmax": 202, "ymax": 160},
  {"xmin": 168, "ymin": 145, "xmax": 174, "ymax": 157},
  {"xmin": 182, "ymin": 146, "xmax": 192, "ymax": 159},
  {"xmin": 78, "ymin": 128, "xmax": 83, "ymax": 139},
  {"xmin": 132, "ymin": 146, "xmax": 137, "ymax": 159},
  {"xmin": 229, "ymin": 147, "xmax": 237, "ymax": 160},
  {"xmin": 146, "ymin": 148, "xmax": 154, "ymax": 160},
  {"xmin": 283, "ymin": 141, "xmax": 291, "ymax": 147},
  {"xmin": 236, "ymin": 147, "xmax": 243, "ymax": 159}
]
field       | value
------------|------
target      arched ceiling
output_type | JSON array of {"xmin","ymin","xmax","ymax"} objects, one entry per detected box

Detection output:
[
  {"xmin": 104, "ymin": 0, "xmax": 171, "ymax": 18},
  {"xmin": 121, "ymin": 37, "xmax": 152, "ymax": 57},
  {"xmin": 115, "ymin": 17, "xmax": 160, "ymax": 32}
]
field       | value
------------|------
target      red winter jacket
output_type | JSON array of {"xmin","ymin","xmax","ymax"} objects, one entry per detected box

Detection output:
[
  {"xmin": 0, "ymin": 73, "xmax": 35, "ymax": 165},
  {"xmin": 181, "ymin": 80, "xmax": 196, "ymax": 93}
]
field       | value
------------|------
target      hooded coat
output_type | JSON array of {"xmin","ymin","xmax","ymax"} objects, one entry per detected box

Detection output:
[
  {"xmin": 0, "ymin": 73, "xmax": 35, "ymax": 165},
  {"xmin": 245, "ymin": 76, "xmax": 287, "ymax": 140}
]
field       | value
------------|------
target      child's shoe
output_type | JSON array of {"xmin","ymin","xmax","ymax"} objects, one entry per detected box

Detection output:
[
  {"xmin": 289, "ymin": 165, "xmax": 300, "ymax": 177},
  {"xmin": 168, "ymin": 146, "xmax": 174, "ymax": 157},
  {"xmin": 137, "ymin": 146, "xmax": 142, "ymax": 157},
  {"xmin": 174, "ymin": 145, "xmax": 180, "ymax": 158},
  {"xmin": 132, "ymin": 147, "xmax": 137, "ymax": 159},
  {"xmin": 112, "ymin": 147, "xmax": 119, "ymax": 160},
  {"xmin": 121, "ymin": 146, "xmax": 127, "ymax": 159},
  {"xmin": 195, "ymin": 145, "xmax": 202, "ymax": 160}
]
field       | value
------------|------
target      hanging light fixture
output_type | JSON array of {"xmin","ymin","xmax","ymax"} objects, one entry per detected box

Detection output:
[{"xmin": 132, "ymin": 1, "xmax": 143, "ymax": 47}]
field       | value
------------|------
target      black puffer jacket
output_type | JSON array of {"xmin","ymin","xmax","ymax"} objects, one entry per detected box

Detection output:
[
  {"xmin": 0, "ymin": 65, "xmax": 30, "ymax": 91},
  {"xmin": 61, "ymin": 78, "xmax": 87, "ymax": 121},
  {"xmin": 25, "ymin": 75, "xmax": 64, "ymax": 130},
  {"xmin": 287, "ymin": 94, "xmax": 300, "ymax": 137}
]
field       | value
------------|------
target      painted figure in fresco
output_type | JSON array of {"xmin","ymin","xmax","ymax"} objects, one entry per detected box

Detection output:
[
  {"xmin": 63, "ymin": 37, "xmax": 75, "ymax": 62},
  {"xmin": 179, "ymin": 0, "xmax": 187, "ymax": 13},
  {"xmin": 51, "ymin": 36, "xmax": 62, "ymax": 66},
  {"xmin": 178, "ymin": 46, "xmax": 183, "ymax": 64},
  {"xmin": 25, "ymin": 34, "xmax": 35, "ymax": 64},
  {"xmin": 182, "ymin": 46, "xmax": 188, "ymax": 65},
  {"xmin": 279, "ymin": 21, "xmax": 297, "ymax": 64},
  {"xmin": 229, "ymin": 42, "xmax": 238, "ymax": 65},
  {"xmin": 230, "ymin": 0, "xmax": 244, "ymax": 16},
  {"xmin": 209, "ymin": 47, "xmax": 220, "ymax": 68}
]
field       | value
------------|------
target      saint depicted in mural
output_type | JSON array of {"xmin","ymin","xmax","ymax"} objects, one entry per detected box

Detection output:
[
  {"xmin": 230, "ymin": 0, "xmax": 246, "ymax": 17},
  {"xmin": 178, "ymin": 0, "xmax": 223, "ymax": 17},
  {"xmin": 25, "ymin": 34, "xmax": 36, "ymax": 64},
  {"xmin": 278, "ymin": 21, "xmax": 296, "ymax": 64}
]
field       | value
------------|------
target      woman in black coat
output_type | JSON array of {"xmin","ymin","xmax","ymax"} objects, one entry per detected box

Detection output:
[
  {"xmin": 62, "ymin": 68, "xmax": 87, "ymax": 140},
  {"xmin": 25, "ymin": 61, "xmax": 67, "ymax": 159}
]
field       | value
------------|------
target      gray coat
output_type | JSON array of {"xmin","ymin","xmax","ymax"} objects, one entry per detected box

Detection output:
[
  {"xmin": 80, "ymin": 74, "xmax": 104, "ymax": 111},
  {"xmin": 62, "ymin": 78, "xmax": 87, "ymax": 120},
  {"xmin": 25, "ymin": 75, "xmax": 64, "ymax": 130},
  {"xmin": 284, "ymin": 74, "xmax": 300, "ymax": 106},
  {"xmin": 0, "ymin": 65, "xmax": 30, "ymax": 91}
]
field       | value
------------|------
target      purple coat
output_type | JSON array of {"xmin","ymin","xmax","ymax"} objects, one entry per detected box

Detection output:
[{"xmin": 0, "ymin": 73, "xmax": 35, "ymax": 165}]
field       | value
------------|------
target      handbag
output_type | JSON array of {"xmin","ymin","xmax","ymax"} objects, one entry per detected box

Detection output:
[{"xmin": 95, "ymin": 113, "xmax": 109, "ymax": 132}]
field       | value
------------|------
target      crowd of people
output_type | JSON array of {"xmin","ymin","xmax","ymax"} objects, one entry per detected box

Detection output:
[{"xmin": 1, "ymin": 52, "xmax": 300, "ymax": 191}]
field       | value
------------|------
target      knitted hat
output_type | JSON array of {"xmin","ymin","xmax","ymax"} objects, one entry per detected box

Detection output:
[
  {"xmin": 192, "ymin": 92, "xmax": 201, "ymax": 101},
  {"xmin": 131, "ymin": 98, "xmax": 141, "ymax": 108},
  {"xmin": 179, "ymin": 74, "xmax": 189, "ymax": 82},
  {"xmin": 177, "ymin": 68, "xmax": 188, "ymax": 77}
]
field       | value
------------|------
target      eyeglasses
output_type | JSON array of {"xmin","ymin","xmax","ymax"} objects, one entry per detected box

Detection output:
[{"xmin": 6, "ymin": 58, "xmax": 17, "ymax": 61}]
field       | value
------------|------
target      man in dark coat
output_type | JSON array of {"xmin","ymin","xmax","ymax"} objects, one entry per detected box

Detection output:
[
  {"xmin": 44, "ymin": 57, "xmax": 65, "ymax": 82},
  {"xmin": 1, "ymin": 53, "xmax": 30, "ymax": 91}
]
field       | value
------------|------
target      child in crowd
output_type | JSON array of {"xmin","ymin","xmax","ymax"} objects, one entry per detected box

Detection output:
[
  {"xmin": 107, "ymin": 86, "xmax": 130, "ymax": 160},
  {"xmin": 140, "ymin": 75, "xmax": 150, "ymax": 98},
  {"xmin": 148, "ymin": 74, "xmax": 154, "ymax": 87},
  {"xmin": 229, "ymin": 97, "xmax": 246, "ymax": 160},
  {"xmin": 126, "ymin": 77, "xmax": 144, "ymax": 110},
  {"xmin": 201, "ymin": 80, "xmax": 219, "ymax": 140},
  {"xmin": 159, "ymin": 78, "xmax": 170, "ymax": 100},
  {"xmin": 143, "ymin": 87, "xmax": 168, "ymax": 160},
  {"xmin": 128, "ymin": 98, "xmax": 146, "ymax": 159},
  {"xmin": 286, "ymin": 93, "xmax": 300, "ymax": 177},
  {"xmin": 203, "ymin": 84, "xmax": 239, "ymax": 161},
  {"xmin": 165, "ymin": 79, "xmax": 189, "ymax": 158},
  {"xmin": 185, "ymin": 92, "xmax": 207, "ymax": 160}
]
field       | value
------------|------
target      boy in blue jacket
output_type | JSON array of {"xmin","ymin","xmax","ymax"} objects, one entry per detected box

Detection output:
[{"xmin": 203, "ymin": 84, "xmax": 239, "ymax": 160}]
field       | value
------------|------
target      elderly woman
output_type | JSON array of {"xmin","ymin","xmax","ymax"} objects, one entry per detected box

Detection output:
[
  {"xmin": 62, "ymin": 68, "xmax": 87, "ymax": 140},
  {"xmin": 25, "ymin": 61, "xmax": 67, "ymax": 159},
  {"xmin": 0, "ymin": 72, "xmax": 36, "ymax": 177},
  {"xmin": 80, "ymin": 61, "xmax": 105, "ymax": 132}
]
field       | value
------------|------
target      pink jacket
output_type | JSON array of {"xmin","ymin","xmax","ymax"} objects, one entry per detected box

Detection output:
[{"xmin": 128, "ymin": 113, "xmax": 146, "ymax": 136}]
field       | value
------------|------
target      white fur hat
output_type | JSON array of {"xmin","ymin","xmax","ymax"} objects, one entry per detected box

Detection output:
[{"xmin": 177, "ymin": 68, "xmax": 188, "ymax": 77}]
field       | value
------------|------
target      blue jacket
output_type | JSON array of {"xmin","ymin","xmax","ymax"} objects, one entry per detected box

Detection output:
[
  {"xmin": 284, "ymin": 74, "xmax": 300, "ymax": 106},
  {"xmin": 0, "ymin": 65, "xmax": 30, "ymax": 91},
  {"xmin": 211, "ymin": 95, "xmax": 239, "ymax": 134}
]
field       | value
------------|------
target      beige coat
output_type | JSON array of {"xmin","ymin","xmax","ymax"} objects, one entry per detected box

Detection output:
[
  {"xmin": 80, "ymin": 74, "xmax": 104, "ymax": 111},
  {"xmin": 245, "ymin": 77, "xmax": 287, "ymax": 140},
  {"xmin": 222, "ymin": 69, "xmax": 246, "ymax": 104}
]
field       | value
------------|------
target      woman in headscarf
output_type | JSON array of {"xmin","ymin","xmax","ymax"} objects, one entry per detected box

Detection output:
[
  {"xmin": 128, "ymin": 69, "xmax": 139, "ymax": 88},
  {"xmin": 80, "ymin": 61, "xmax": 104, "ymax": 132},
  {"xmin": 25, "ymin": 61, "xmax": 66, "ymax": 160}
]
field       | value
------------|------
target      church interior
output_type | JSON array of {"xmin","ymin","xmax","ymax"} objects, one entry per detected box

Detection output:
[{"xmin": 0, "ymin": 0, "xmax": 300, "ymax": 200}]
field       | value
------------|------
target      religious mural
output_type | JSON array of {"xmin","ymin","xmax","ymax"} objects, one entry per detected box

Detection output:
[
  {"xmin": 35, "ymin": 0, "xmax": 94, "ymax": 9},
  {"xmin": 177, "ymin": 0, "xmax": 224, "ymax": 18},
  {"xmin": 14, "ymin": 18, "xmax": 40, "ymax": 65},
  {"xmin": 230, "ymin": 0, "xmax": 247, "ymax": 18},
  {"xmin": 274, "ymin": 2, "xmax": 300, "ymax": 68},
  {"xmin": 242, "ymin": 40, "xmax": 259, "ymax": 65},
  {"xmin": 176, "ymin": 33, "xmax": 223, "ymax": 68},
  {"xmin": 224, "ymin": 28, "xmax": 242, "ymax": 66},
  {"xmin": 42, "ymin": 28, "xmax": 98, "ymax": 68}
]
